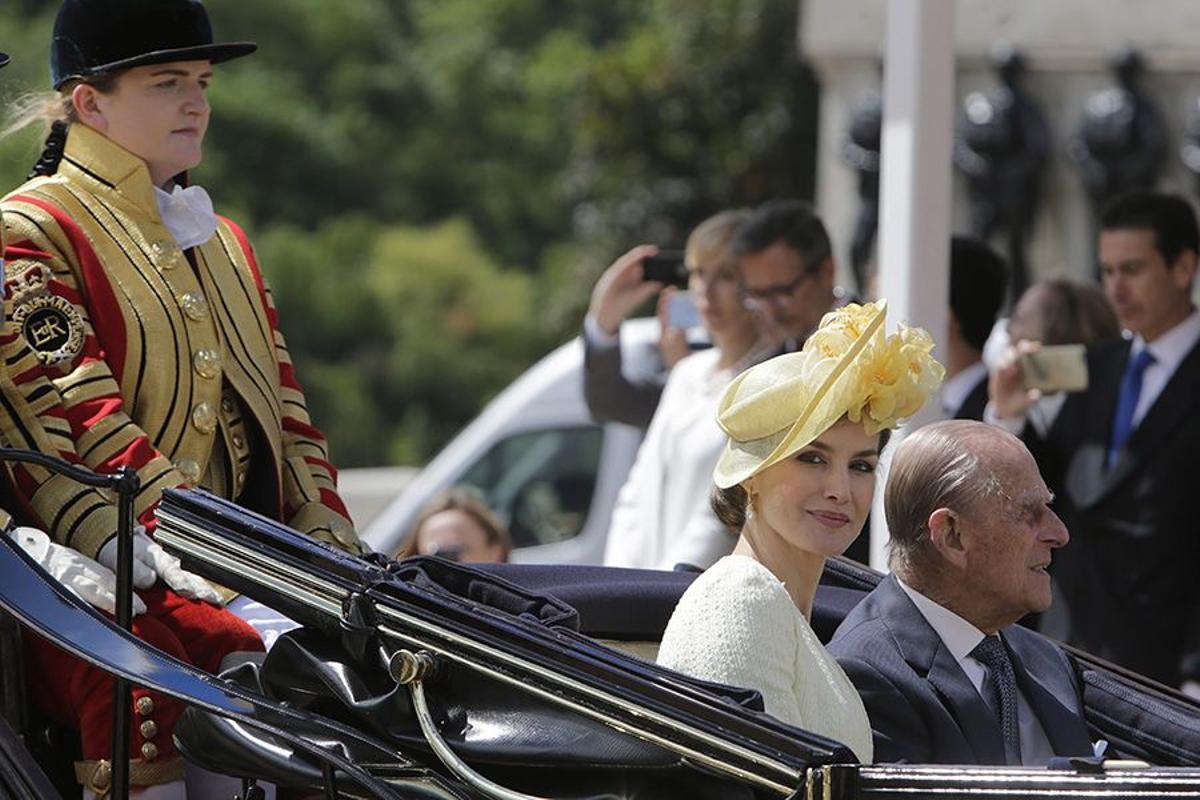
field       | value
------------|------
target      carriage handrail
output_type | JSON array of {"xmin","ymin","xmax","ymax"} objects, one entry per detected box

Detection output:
[{"xmin": 0, "ymin": 447, "xmax": 138, "ymax": 800}]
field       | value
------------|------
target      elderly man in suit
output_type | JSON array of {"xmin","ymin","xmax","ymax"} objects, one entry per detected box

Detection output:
[
  {"xmin": 990, "ymin": 191, "xmax": 1200, "ymax": 691},
  {"xmin": 828, "ymin": 420, "xmax": 1093, "ymax": 765}
]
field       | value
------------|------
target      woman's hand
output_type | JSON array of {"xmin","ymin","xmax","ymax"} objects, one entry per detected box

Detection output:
[
  {"xmin": 588, "ymin": 245, "xmax": 663, "ymax": 336},
  {"xmin": 989, "ymin": 340, "xmax": 1043, "ymax": 419}
]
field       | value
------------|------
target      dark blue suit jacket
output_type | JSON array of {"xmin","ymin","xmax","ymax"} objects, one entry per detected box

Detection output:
[
  {"xmin": 828, "ymin": 575, "xmax": 1093, "ymax": 765},
  {"xmin": 1028, "ymin": 337, "xmax": 1200, "ymax": 686}
]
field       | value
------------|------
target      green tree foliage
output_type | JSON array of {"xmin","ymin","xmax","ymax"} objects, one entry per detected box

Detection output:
[
  {"xmin": 0, "ymin": 0, "xmax": 816, "ymax": 467},
  {"xmin": 258, "ymin": 216, "xmax": 550, "ymax": 465}
]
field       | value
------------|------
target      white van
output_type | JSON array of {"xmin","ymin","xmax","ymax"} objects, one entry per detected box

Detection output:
[{"xmin": 363, "ymin": 318, "xmax": 668, "ymax": 564}]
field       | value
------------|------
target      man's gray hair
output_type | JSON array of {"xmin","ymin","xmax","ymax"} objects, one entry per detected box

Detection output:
[{"xmin": 884, "ymin": 420, "xmax": 1007, "ymax": 576}]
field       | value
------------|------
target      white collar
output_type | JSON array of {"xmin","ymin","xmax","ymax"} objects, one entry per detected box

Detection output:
[
  {"xmin": 154, "ymin": 183, "xmax": 219, "ymax": 250},
  {"xmin": 940, "ymin": 360, "xmax": 988, "ymax": 415},
  {"xmin": 897, "ymin": 577, "xmax": 987, "ymax": 664},
  {"xmin": 1132, "ymin": 306, "xmax": 1200, "ymax": 374}
]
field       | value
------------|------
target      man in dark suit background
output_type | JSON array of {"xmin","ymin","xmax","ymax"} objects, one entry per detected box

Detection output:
[
  {"xmin": 990, "ymin": 191, "xmax": 1200, "ymax": 691},
  {"xmin": 581, "ymin": 200, "xmax": 839, "ymax": 428},
  {"xmin": 829, "ymin": 421, "xmax": 1093, "ymax": 765},
  {"xmin": 942, "ymin": 237, "xmax": 1008, "ymax": 420}
]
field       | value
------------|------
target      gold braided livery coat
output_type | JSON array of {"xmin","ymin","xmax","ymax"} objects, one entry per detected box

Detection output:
[
  {"xmin": 0, "ymin": 173, "xmax": 121, "ymax": 549},
  {"xmin": 1, "ymin": 124, "xmax": 358, "ymax": 559}
]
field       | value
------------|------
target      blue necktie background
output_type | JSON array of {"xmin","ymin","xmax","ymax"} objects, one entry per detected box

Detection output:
[{"xmin": 1107, "ymin": 348, "xmax": 1156, "ymax": 468}]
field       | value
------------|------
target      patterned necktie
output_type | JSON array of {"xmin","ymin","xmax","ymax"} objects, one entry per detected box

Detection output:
[
  {"xmin": 1107, "ymin": 348, "xmax": 1156, "ymax": 468},
  {"xmin": 970, "ymin": 634, "xmax": 1022, "ymax": 765}
]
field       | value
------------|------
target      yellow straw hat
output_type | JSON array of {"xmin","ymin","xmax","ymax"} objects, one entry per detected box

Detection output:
[{"xmin": 712, "ymin": 300, "xmax": 944, "ymax": 488}]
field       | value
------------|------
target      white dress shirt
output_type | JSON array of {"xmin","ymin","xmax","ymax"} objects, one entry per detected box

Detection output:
[
  {"xmin": 897, "ymin": 579, "xmax": 1056, "ymax": 766},
  {"xmin": 583, "ymin": 313, "xmax": 620, "ymax": 349},
  {"xmin": 940, "ymin": 361, "xmax": 988, "ymax": 417},
  {"xmin": 1126, "ymin": 307, "xmax": 1200, "ymax": 427}
]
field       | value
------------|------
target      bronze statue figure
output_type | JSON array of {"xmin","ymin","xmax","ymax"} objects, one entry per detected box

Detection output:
[{"xmin": 954, "ymin": 48, "xmax": 1049, "ymax": 302}]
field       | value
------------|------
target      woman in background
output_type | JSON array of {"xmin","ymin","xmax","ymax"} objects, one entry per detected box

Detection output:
[
  {"xmin": 603, "ymin": 209, "xmax": 775, "ymax": 571},
  {"xmin": 1007, "ymin": 279, "xmax": 1120, "ymax": 346},
  {"xmin": 398, "ymin": 487, "xmax": 513, "ymax": 563},
  {"xmin": 1001, "ymin": 279, "xmax": 1120, "ymax": 433}
]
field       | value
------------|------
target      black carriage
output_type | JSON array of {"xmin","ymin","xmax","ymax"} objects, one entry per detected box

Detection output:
[{"xmin": 4, "ymin": 486, "xmax": 1200, "ymax": 799}]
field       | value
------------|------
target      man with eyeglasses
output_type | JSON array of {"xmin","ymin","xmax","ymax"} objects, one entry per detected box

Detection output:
[
  {"xmin": 581, "ymin": 200, "xmax": 843, "ymax": 430},
  {"xmin": 733, "ymin": 198, "xmax": 841, "ymax": 353}
]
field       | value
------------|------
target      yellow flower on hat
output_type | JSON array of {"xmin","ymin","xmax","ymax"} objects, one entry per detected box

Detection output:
[
  {"xmin": 849, "ymin": 322, "xmax": 943, "ymax": 435},
  {"xmin": 712, "ymin": 300, "xmax": 944, "ymax": 488},
  {"xmin": 807, "ymin": 302, "xmax": 881, "ymax": 361}
]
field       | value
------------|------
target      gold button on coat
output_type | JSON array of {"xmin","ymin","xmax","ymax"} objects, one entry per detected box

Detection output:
[
  {"xmin": 232, "ymin": 433, "xmax": 245, "ymax": 450},
  {"xmin": 221, "ymin": 396, "xmax": 235, "ymax": 414},
  {"xmin": 179, "ymin": 291, "xmax": 210, "ymax": 321},
  {"xmin": 193, "ymin": 349, "xmax": 221, "ymax": 379},
  {"xmin": 139, "ymin": 720, "xmax": 158, "ymax": 739},
  {"xmin": 192, "ymin": 402, "xmax": 217, "ymax": 433},
  {"xmin": 175, "ymin": 459, "xmax": 201, "ymax": 484},
  {"xmin": 150, "ymin": 239, "xmax": 179, "ymax": 270},
  {"xmin": 135, "ymin": 696, "xmax": 154, "ymax": 716},
  {"xmin": 141, "ymin": 742, "xmax": 158, "ymax": 761}
]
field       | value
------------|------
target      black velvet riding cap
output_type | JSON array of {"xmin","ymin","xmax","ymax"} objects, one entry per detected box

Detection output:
[
  {"xmin": 0, "ymin": 52, "xmax": 9, "ymax": 69},
  {"xmin": 51, "ymin": 0, "xmax": 256, "ymax": 89}
]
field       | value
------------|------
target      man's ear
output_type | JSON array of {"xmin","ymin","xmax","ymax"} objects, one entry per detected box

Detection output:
[
  {"xmin": 817, "ymin": 255, "xmax": 835, "ymax": 289},
  {"xmin": 71, "ymin": 84, "xmax": 107, "ymax": 131},
  {"xmin": 1171, "ymin": 247, "xmax": 1198, "ymax": 292},
  {"xmin": 928, "ymin": 507, "xmax": 968, "ymax": 569}
]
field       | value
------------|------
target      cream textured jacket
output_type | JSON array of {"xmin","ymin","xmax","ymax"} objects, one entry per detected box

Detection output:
[{"xmin": 658, "ymin": 555, "xmax": 874, "ymax": 763}]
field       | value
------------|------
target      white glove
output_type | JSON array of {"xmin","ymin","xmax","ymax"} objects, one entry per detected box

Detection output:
[
  {"xmin": 98, "ymin": 526, "xmax": 158, "ymax": 589},
  {"xmin": 9, "ymin": 526, "xmax": 146, "ymax": 616},
  {"xmin": 145, "ymin": 539, "xmax": 223, "ymax": 606},
  {"xmin": 99, "ymin": 528, "xmax": 223, "ymax": 605}
]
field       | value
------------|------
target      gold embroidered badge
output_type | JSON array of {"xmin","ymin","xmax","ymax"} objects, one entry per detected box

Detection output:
[
  {"xmin": 6, "ymin": 264, "xmax": 50, "ymax": 303},
  {"xmin": 13, "ymin": 294, "xmax": 84, "ymax": 365}
]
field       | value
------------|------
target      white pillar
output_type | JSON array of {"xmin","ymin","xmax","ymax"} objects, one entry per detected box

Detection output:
[{"xmin": 869, "ymin": 0, "xmax": 955, "ymax": 571}]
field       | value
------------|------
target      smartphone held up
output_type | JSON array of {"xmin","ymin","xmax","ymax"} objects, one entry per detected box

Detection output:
[
  {"xmin": 641, "ymin": 250, "xmax": 688, "ymax": 289},
  {"xmin": 1019, "ymin": 344, "xmax": 1089, "ymax": 394}
]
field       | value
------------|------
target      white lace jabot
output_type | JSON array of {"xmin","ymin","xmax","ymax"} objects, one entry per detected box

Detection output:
[{"xmin": 154, "ymin": 184, "xmax": 218, "ymax": 250}]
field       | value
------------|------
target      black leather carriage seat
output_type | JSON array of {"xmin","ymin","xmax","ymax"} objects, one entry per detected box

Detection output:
[{"xmin": 479, "ymin": 558, "xmax": 874, "ymax": 646}]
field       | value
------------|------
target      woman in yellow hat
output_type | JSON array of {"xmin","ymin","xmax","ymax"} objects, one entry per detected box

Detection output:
[{"xmin": 657, "ymin": 300, "xmax": 943, "ymax": 763}]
